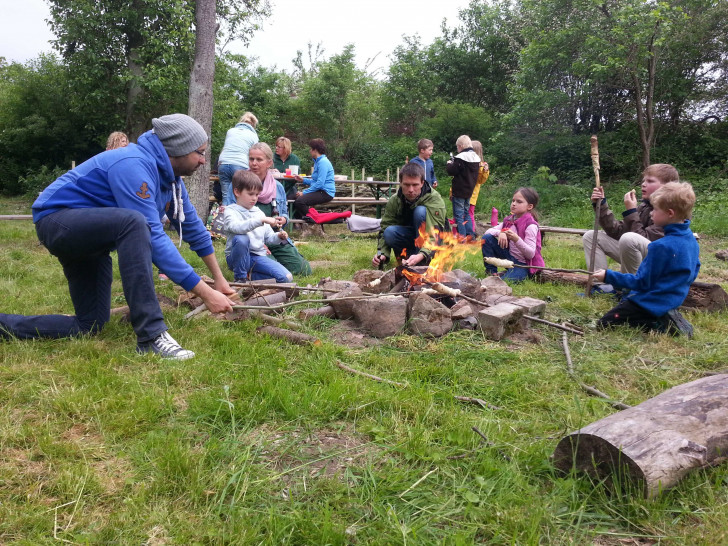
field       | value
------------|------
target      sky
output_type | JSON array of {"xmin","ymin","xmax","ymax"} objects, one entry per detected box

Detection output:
[{"xmin": 0, "ymin": 0, "xmax": 471, "ymax": 73}]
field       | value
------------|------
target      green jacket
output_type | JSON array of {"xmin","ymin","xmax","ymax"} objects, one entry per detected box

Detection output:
[{"xmin": 377, "ymin": 186, "xmax": 447, "ymax": 260}]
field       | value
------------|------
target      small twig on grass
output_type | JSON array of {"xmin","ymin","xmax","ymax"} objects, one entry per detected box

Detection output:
[
  {"xmin": 250, "ymin": 310, "xmax": 302, "ymax": 330},
  {"xmin": 335, "ymin": 360, "xmax": 408, "ymax": 388},
  {"xmin": 399, "ymin": 467, "xmax": 438, "ymax": 498},
  {"xmin": 561, "ymin": 330, "xmax": 631, "ymax": 411},
  {"xmin": 453, "ymin": 396, "xmax": 502, "ymax": 410},
  {"xmin": 447, "ymin": 426, "xmax": 511, "ymax": 461}
]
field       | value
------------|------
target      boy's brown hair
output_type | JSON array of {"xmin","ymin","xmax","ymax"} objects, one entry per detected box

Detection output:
[
  {"xmin": 232, "ymin": 169, "xmax": 263, "ymax": 194},
  {"xmin": 649, "ymin": 181, "xmax": 695, "ymax": 221},
  {"xmin": 643, "ymin": 163, "xmax": 679, "ymax": 184},
  {"xmin": 417, "ymin": 138, "xmax": 433, "ymax": 152}
]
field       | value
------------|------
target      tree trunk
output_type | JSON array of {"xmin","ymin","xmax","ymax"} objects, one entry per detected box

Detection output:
[
  {"xmin": 186, "ymin": 0, "xmax": 217, "ymax": 220},
  {"xmin": 553, "ymin": 374, "xmax": 728, "ymax": 497}
]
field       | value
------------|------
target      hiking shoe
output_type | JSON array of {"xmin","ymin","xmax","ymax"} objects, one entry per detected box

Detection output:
[
  {"xmin": 663, "ymin": 309, "xmax": 694, "ymax": 338},
  {"xmin": 137, "ymin": 331, "xmax": 195, "ymax": 360},
  {"xmin": 591, "ymin": 283, "xmax": 616, "ymax": 295}
]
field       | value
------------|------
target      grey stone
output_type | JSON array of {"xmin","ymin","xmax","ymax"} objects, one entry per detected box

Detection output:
[
  {"xmin": 510, "ymin": 296, "xmax": 547, "ymax": 317},
  {"xmin": 481, "ymin": 275, "xmax": 513, "ymax": 296},
  {"xmin": 477, "ymin": 302, "xmax": 525, "ymax": 341},
  {"xmin": 456, "ymin": 317, "xmax": 479, "ymax": 330},
  {"xmin": 353, "ymin": 295, "xmax": 408, "ymax": 338},
  {"xmin": 484, "ymin": 294, "xmax": 518, "ymax": 307},
  {"xmin": 327, "ymin": 285, "xmax": 364, "ymax": 319},
  {"xmin": 441, "ymin": 269, "xmax": 483, "ymax": 300},
  {"xmin": 353, "ymin": 269, "xmax": 385, "ymax": 291},
  {"xmin": 406, "ymin": 292, "xmax": 453, "ymax": 337},
  {"xmin": 450, "ymin": 299, "xmax": 474, "ymax": 320},
  {"xmin": 716, "ymin": 249, "xmax": 728, "ymax": 262}
]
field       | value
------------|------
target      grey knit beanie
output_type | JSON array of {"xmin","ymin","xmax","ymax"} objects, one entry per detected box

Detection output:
[{"xmin": 152, "ymin": 113, "xmax": 208, "ymax": 157}]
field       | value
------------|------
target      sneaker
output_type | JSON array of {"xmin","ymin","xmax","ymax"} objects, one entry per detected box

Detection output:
[
  {"xmin": 663, "ymin": 309, "xmax": 694, "ymax": 338},
  {"xmin": 591, "ymin": 283, "xmax": 616, "ymax": 295},
  {"xmin": 137, "ymin": 331, "xmax": 195, "ymax": 360}
]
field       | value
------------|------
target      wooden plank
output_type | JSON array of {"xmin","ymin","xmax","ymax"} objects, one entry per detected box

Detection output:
[{"xmin": 0, "ymin": 215, "xmax": 33, "ymax": 220}]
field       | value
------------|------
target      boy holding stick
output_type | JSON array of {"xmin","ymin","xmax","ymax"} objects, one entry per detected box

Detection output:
[
  {"xmin": 583, "ymin": 163, "xmax": 679, "ymax": 294},
  {"xmin": 591, "ymin": 182, "xmax": 699, "ymax": 337}
]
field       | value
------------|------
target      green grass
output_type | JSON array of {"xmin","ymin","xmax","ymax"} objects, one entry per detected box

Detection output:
[{"xmin": 1, "ymin": 199, "xmax": 728, "ymax": 544}]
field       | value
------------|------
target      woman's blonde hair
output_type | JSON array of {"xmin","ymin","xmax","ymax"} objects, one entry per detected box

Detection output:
[
  {"xmin": 250, "ymin": 142, "xmax": 273, "ymax": 161},
  {"xmin": 239, "ymin": 112, "xmax": 258, "ymax": 128},
  {"xmin": 275, "ymin": 137, "xmax": 292, "ymax": 157},
  {"xmin": 106, "ymin": 131, "xmax": 128, "ymax": 150}
]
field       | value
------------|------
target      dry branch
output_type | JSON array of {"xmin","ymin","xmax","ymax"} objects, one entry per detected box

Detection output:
[
  {"xmin": 453, "ymin": 396, "xmax": 502, "ymax": 410},
  {"xmin": 561, "ymin": 330, "xmax": 630, "ymax": 410},
  {"xmin": 257, "ymin": 325, "xmax": 322, "ymax": 346},
  {"xmin": 586, "ymin": 135, "xmax": 602, "ymax": 297},
  {"xmin": 335, "ymin": 360, "xmax": 408, "ymax": 388}
]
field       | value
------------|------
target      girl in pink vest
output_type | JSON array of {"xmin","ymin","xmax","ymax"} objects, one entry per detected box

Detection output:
[{"xmin": 481, "ymin": 187, "xmax": 545, "ymax": 282}]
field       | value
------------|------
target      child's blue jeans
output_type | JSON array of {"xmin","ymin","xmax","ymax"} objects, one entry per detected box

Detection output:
[
  {"xmin": 481, "ymin": 233, "xmax": 530, "ymax": 282},
  {"xmin": 226, "ymin": 235, "xmax": 293, "ymax": 283},
  {"xmin": 451, "ymin": 197, "xmax": 474, "ymax": 237}
]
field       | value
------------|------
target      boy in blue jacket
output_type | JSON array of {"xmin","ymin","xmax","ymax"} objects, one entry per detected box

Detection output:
[
  {"xmin": 592, "ymin": 182, "xmax": 700, "ymax": 337},
  {"xmin": 0, "ymin": 114, "xmax": 235, "ymax": 359}
]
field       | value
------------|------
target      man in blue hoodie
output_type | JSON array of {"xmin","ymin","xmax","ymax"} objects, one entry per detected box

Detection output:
[{"xmin": 0, "ymin": 114, "xmax": 235, "ymax": 359}]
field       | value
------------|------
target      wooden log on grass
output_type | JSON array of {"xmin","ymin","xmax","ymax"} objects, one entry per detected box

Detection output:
[
  {"xmin": 538, "ymin": 270, "xmax": 728, "ymax": 312},
  {"xmin": 553, "ymin": 374, "xmax": 728, "ymax": 497},
  {"xmin": 298, "ymin": 305, "xmax": 337, "ymax": 319},
  {"xmin": 257, "ymin": 325, "xmax": 322, "ymax": 346}
]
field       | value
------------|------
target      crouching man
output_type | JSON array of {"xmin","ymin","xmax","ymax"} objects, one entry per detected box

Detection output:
[
  {"xmin": 372, "ymin": 163, "xmax": 447, "ymax": 268},
  {"xmin": 0, "ymin": 114, "xmax": 235, "ymax": 360}
]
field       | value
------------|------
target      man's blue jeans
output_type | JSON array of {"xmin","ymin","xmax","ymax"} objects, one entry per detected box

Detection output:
[
  {"xmin": 0, "ymin": 208, "xmax": 166, "ymax": 342},
  {"xmin": 226, "ymin": 235, "xmax": 293, "ymax": 282},
  {"xmin": 218, "ymin": 163, "xmax": 246, "ymax": 206},
  {"xmin": 481, "ymin": 233, "xmax": 529, "ymax": 282},
  {"xmin": 382, "ymin": 206, "xmax": 427, "ymax": 259},
  {"xmin": 451, "ymin": 197, "xmax": 474, "ymax": 237}
]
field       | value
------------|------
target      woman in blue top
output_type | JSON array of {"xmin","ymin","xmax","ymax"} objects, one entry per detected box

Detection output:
[
  {"xmin": 292, "ymin": 138, "xmax": 335, "ymax": 219},
  {"xmin": 217, "ymin": 111, "xmax": 259, "ymax": 206}
]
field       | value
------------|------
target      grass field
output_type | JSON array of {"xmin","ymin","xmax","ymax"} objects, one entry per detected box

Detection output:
[{"xmin": 2, "ymin": 193, "xmax": 728, "ymax": 544}]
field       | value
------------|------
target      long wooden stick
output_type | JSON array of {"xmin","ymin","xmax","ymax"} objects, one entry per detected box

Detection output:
[
  {"xmin": 561, "ymin": 330, "xmax": 630, "ymax": 410},
  {"xmin": 586, "ymin": 135, "xmax": 602, "ymax": 297}
]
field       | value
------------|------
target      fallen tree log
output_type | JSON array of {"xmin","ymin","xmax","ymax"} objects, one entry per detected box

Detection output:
[
  {"xmin": 538, "ymin": 270, "xmax": 728, "ymax": 312},
  {"xmin": 553, "ymin": 374, "xmax": 728, "ymax": 497}
]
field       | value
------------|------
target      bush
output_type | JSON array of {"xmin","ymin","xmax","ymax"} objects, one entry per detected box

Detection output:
[{"xmin": 19, "ymin": 165, "xmax": 68, "ymax": 198}]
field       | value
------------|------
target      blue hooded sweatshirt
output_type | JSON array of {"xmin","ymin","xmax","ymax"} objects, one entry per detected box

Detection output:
[
  {"xmin": 32, "ymin": 131, "xmax": 214, "ymax": 291},
  {"xmin": 605, "ymin": 220, "xmax": 700, "ymax": 317}
]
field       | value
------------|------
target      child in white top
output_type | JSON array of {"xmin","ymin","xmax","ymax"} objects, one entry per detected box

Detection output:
[{"xmin": 223, "ymin": 170, "xmax": 292, "ymax": 283}]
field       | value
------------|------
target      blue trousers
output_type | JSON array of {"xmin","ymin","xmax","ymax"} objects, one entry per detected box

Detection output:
[
  {"xmin": 0, "ymin": 208, "xmax": 166, "ymax": 342},
  {"xmin": 219, "ymin": 163, "xmax": 247, "ymax": 206},
  {"xmin": 226, "ymin": 235, "xmax": 293, "ymax": 283},
  {"xmin": 481, "ymin": 233, "xmax": 529, "ymax": 282},
  {"xmin": 382, "ymin": 206, "xmax": 428, "ymax": 259},
  {"xmin": 451, "ymin": 197, "xmax": 474, "ymax": 237}
]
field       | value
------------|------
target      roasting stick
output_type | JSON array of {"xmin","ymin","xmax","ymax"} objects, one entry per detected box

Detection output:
[
  {"xmin": 585, "ymin": 135, "xmax": 602, "ymax": 297},
  {"xmin": 483, "ymin": 257, "xmax": 592, "ymax": 275},
  {"xmin": 424, "ymin": 282, "xmax": 584, "ymax": 336}
]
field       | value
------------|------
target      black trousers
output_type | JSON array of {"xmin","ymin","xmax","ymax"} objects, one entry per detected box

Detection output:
[
  {"xmin": 597, "ymin": 299, "xmax": 664, "ymax": 333},
  {"xmin": 293, "ymin": 190, "xmax": 333, "ymax": 218}
]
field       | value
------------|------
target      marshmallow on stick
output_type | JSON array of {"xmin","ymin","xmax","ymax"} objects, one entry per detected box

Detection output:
[{"xmin": 483, "ymin": 257, "xmax": 515, "ymax": 269}]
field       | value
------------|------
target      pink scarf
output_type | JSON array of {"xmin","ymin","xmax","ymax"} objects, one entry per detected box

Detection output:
[{"xmin": 257, "ymin": 169, "xmax": 277, "ymax": 204}]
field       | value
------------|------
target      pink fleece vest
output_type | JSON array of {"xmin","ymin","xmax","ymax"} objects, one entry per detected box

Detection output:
[{"xmin": 502, "ymin": 212, "xmax": 545, "ymax": 274}]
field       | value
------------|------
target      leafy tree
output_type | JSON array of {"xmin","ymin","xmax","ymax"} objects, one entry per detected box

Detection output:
[{"xmin": 0, "ymin": 55, "xmax": 97, "ymax": 194}]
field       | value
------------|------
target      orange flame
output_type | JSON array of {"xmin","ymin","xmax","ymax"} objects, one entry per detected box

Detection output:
[{"xmin": 403, "ymin": 222, "xmax": 484, "ymax": 287}]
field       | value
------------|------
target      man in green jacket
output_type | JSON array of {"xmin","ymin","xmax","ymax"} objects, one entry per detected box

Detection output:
[{"xmin": 372, "ymin": 163, "xmax": 447, "ymax": 268}]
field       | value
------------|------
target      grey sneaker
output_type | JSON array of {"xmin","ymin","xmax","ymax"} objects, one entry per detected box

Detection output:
[
  {"xmin": 137, "ymin": 331, "xmax": 195, "ymax": 360},
  {"xmin": 663, "ymin": 309, "xmax": 694, "ymax": 338}
]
